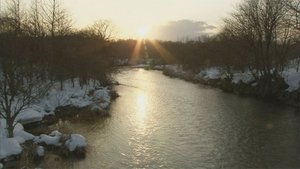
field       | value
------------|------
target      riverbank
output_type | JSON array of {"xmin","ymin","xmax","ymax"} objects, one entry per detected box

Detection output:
[
  {"xmin": 0, "ymin": 78, "xmax": 117, "ymax": 168},
  {"xmin": 161, "ymin": 65, "xmax": 300, "ymax": 107}
]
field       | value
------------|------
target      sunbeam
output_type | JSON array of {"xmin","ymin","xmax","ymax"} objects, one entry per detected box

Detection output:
[
  {"xmin": 130, "ymin": 39, "xmax": 143, "ymax": 64},
  {"xmin": 149, "ymin": 40, "xmax": 178, "ymax": 64}
]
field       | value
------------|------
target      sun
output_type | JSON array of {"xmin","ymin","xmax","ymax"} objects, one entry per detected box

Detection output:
[{"xmin": 137, "ymin": 25, "xmax": 148, "ymax": 38}]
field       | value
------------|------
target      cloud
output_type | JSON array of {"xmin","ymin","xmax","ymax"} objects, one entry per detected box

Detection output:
[{"xmin": 150, "ymin": 20, "xmax": 216, "ymax": 41}]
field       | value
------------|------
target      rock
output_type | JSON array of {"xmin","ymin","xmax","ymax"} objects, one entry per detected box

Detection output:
[
  {"xmin": 36, "ymin": 146, "xmax": 44, "ymax": 157},
  {"xmin": 65, "ymin": 134, "xmax": 87, "ymax": 152},
  {"xmin": 0, "ymin": 163, "xmax": 3, "ymax": 169},
  {"xmin": 62, "ymin": 134, "xmax": 87, "ymax": 158},
  {"xmin": 34, "ymin": 130, "xmax": 62, "ymax": 147}
]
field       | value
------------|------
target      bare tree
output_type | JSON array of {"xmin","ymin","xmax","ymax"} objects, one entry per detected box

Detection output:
[
  {"xmin": 0, "ymin": 61, "xmax": 51, "ymax": 138},
  {"xmin": 27, "ymin": 0, "xmax": 46, "ymax": 37},
  {"xmin": 5, "ymin": 0, "xmax": 25, "ymax": 35},
  {"xmin": 286, "ymin": 0, "xmax": 300, "ymax": 32},
  {"xmin": 223, "ymin": 0, "xmax": 293, "ymax": 77},
  {"xmin": 86, "ymin": 19, "xmax": 114, "ymax": 41},
  {"xmin": 42, "ymin": 0, "xmax": 72, "ymax": 37}
]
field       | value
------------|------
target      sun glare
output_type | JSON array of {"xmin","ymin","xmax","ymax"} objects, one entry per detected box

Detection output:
[{"xmin": 137, "ymin": 26, "xmax": 148, "ymax": 38}]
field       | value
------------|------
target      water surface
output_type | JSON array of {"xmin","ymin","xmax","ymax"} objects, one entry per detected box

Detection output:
[{"xmin": 40, "ymin": 69, "xmax": 300, "ymax": 168}]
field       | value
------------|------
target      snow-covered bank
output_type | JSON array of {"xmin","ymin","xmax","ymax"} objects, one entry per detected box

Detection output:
[
  {"xmin": 163, "ymin": 65, "xmax": 300, "ymax": 106},
  {"xmin": 283, "ymin": 68, "xmax": 300, "ymax": 92},
  {"xmin": 0, "ymin": 78, "xmax": 113, "ymax": 162},
  {"xmin": 25, "ymin": 79, "xmax": 111, "ymax": 123},
  {"xmin": 0, "ymin": 119, "xmax": 34, "ymax": 161}
]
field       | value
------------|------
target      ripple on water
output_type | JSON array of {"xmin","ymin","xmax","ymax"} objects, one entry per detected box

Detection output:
[{"xmin": 27, "ymin": 69, "xmax": 300, "ymax": 169}]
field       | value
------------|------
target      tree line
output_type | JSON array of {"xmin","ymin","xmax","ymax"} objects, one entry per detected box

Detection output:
[
  {"xmin": 0, "ymin": 0, "xmax": 116, "ymax": 86},
  {"xmin": 112, "ymin": 0, "xmax": 300, "ymax": 80},
  {"xmin": 0, "ymin": 0, "xmax": 115, "ymax": 137}
]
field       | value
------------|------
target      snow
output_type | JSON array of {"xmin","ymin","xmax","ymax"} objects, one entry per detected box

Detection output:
[
  {"xmin": 165, "ymin": 65, "xmax": 184, "ymax": 74},
  {"xmin": 131, "ymin": 64, "xmax": 147, "ymax": 68},
  {"xmin": 36, "ymin": 146, "xmax": 44, "ymax": 157},
  {"xmin": 0, "ymin": 119, "xmax": 34, "ymax": 144},
  {"xmin": 283, "ymin": 68, "xmax": 300, "ymax": 92},
  {"xmin": 49, "ymin": 130, "xmax": 62, "ymax": 137},
  {"xmin": 16, "ymin": 109, "xmax": 43, "ymax": 125},
  {"xmin": 94, "ymin": 88, "xmax": 110, "ymax": 104},
  {"xmin": 232, "ymin": 71, "xmax": 254, "ymax": 84},
  {"xmin": 0, "ymin": 138, "xmax": 22, "ymax": 160},
  {"xmin": 0, "ymin": 118, "xmax": 34, "ymax": 160},
  {"xmin": 8, "ymin": 78, "xmax": 112, "ymax": 125},
  {"xmin": 34, "ymin": 130, "xmax": 62, "ymax": 146},
  {"xmin": 0, "ymin": 78, "xmax": 111, "ymax": 161},
  {"xmin": 164, "ymin": 65, "xmax": 300, "ymax": 91},
  {"xmin": 40, "ymin": 79, "xmax": 111, "ymax": 111},
  {"xmin": 200, "ymin": 67, "xmax": 222, "ymax": 80},
  {"xmin": 14, "ymin": 130, "xmax": 34, "ymax": 144},
  {"xmin": 65, "ymin": 134, "xmax": 87, "ymax": 152},
  {"xmin": 154, "ymin": 65, "xmax": 164, "ymax": 70}
]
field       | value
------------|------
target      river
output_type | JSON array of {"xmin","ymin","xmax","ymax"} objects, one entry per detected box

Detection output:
[{"xmin": 35, "ymin": 68, "xmax": 300, "ymax": 168}]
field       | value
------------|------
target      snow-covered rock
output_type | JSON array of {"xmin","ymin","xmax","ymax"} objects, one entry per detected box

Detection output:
[
  {"xmin": 16, "ymin": 109, "xmax": 44, "ymax": 125},
  {"xmin": 36, "ymin": 146, "xmax": 44, "ymax": 157},
  {"xmin": 65, "ymin": 134, "xmax": 87, "ymax": 152},
  {"xmin": 49, "ymin": 130, "xmax": 62, "ymax": 138},
  {"xmin": 0, "ymin": 138, "xmax": 22, "ymax": 160},
  {"xmin": 34, "ymin": 131, "xmax": 62, "ymax": 146}
]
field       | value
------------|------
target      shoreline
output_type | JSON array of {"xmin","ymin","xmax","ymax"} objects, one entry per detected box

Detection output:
[
  {"xmin": 0, "ymin": 79, "xmax": 119, "ymax": 168},
  {"xmin": 159, "ymin": 65, "xmax": 300, "ymax": 108}
]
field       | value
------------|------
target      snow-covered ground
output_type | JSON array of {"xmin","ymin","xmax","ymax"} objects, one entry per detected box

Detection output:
[
  {"xmin": 131, "ymin": 64, "xmax": 148, "ymax": 68},
  {"xmin": 12, "ymin": 78, "xmax": 111, "ymax": 125},
  {"xmin": 0, "ymin": 78, "xmax": 111, "ymax": 161},
  {"xmin": 196, "ymin": 67, "xmax": 224, "ymax": 80},
  {"xmin": 165, "ymin": 65, "xmax": 300, "ymax": 91},
  {"xmin": 0, "ymin": 119, "xmax": 34, "ymax": 160},
  {"xmin": 283, "ymin": 68, "xmax": 300, "ymax": 92}
]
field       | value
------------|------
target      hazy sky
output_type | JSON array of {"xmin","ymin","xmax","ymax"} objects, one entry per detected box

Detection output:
[{"xmin": 62, "ymin": 0, "xmax": 242, "ymax": 40}]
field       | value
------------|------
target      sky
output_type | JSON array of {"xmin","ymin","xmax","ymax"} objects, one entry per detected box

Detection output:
[{"xmin": 55, "ymin": 0, "xmax": 242, "ymax": 40}]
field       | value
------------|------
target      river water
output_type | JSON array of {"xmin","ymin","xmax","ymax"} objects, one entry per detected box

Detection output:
[{"xmin": 37, "ymin": 69, "xmax": 300, "ymax": 168}]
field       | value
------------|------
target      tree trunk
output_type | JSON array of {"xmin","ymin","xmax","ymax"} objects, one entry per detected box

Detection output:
[{"xmin": 7, "ymin": 117, "xmax": 14, "ymax": 138}]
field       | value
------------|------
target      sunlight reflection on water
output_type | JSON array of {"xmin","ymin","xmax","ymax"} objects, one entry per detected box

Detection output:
[
  {"xmin": 136, "ymin": 92, "xmax": 147, "ymax": 125},
  {"xmin": 32, "ymin": 69, "xmax": 300, "ymax": 169}
]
